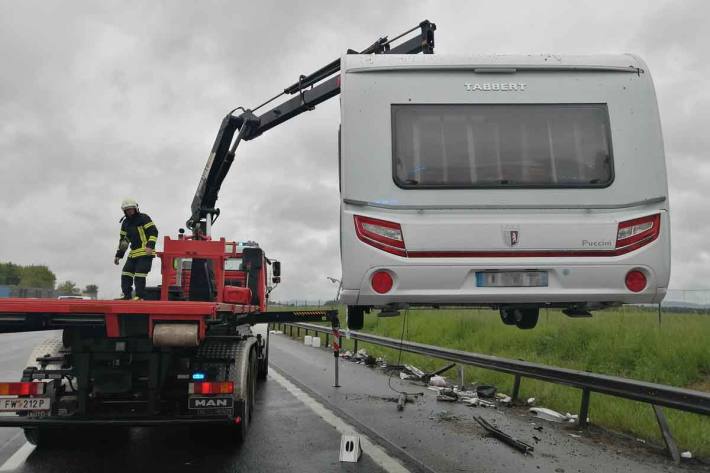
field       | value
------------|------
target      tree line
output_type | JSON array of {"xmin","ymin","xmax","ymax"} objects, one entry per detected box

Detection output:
[{"xmin": 0, "ymin": 262, "xmax": 98, "ymax": 298}]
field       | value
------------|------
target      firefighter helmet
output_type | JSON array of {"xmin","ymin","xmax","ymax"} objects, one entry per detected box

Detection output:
[{"xmin": 121, "ymin": 198, "xmax": 139, "ymax": 211}]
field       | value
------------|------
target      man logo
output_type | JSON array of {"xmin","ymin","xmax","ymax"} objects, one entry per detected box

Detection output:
[
  {"xmin": 502, "ymin": 226, "xmax": 521, "ymax": 247},
  {"xmin": 189, "ymin": 396, "xmax": 233, "ymax": 409}
]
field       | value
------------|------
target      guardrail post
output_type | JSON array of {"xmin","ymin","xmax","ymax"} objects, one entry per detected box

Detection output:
[
  {"xmin": 325, "ymin": 332, "xmax": 329, "ymax": 347},
  {"xmin": 511, "ymin": 374, "xmax": 521, "ymax": 402},
  {"xmin": 297, "ymin": 326, "xmax": 301, "ymax": 337},
  {"xmin": 458, "ymin": 365, "xmax": 465, "ymax": 387},
  {"xmin": 354, "ymin": 339, "xmax": 358, "ymax": 354},
  {"xmin": 653, "ymin": 405, "xmax": 681, "ymax": 464},
  {"xmin": 578, "ymin": 388, "xmax": 591, "ymax": 428}
]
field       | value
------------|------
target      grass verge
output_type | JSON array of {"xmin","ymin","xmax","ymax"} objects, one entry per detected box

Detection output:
[{"xmin": 295, "ymin": 306, "xmax": 710, "ymax": 457}]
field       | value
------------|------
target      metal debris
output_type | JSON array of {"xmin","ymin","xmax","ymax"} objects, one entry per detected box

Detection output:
[{"xmin": 473, "ymin": 416, "xmax": 534, "ymax": 454}]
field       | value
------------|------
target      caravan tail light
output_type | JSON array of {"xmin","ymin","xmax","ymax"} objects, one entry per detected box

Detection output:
[
  {"xmin": 371, "ymin": 271, "xmax": 394, "ymax": 294},
  {"xmin": 189, "ymin": 382, "xmax": 234, "ymax": 395},
  {"xmin": 625, "ymin": 270, "xmax": 647, "ymax": 292},
  {"xmin": 616, "ymin": 214, "xmax": 660, "ymax": 253},
  {"xmin": 0, "ymin": 382, "xmax": 44, "ymax": 396},
  {"xmin": 354, "ymin": 215, "xmax": 406, "ymax": 257}
]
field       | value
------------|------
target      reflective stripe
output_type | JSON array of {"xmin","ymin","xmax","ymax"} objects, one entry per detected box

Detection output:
[
  {"xmin": 120, "ymin": 230, "xmax": 127, "ymax": 236},
  {"xmin": 143, "ymin": 221, "xmax": 155, "ymax": 229},
  {"xmin": 137, "ymin": 227, "xmax": 148, "ymax": 246},
  {"xmin": 148, "ymin": 236, "xmax": 158, "ymax": 242},
  {"xmin": 121, "ymin": 272, "xmax": 134, "ymax": 277},
  {"xmin": 129, "ymin": 249, "xmax": 147, "ymax": 257},
  {"xmin": 134, "ymin": 273, "xmax": 148, "ymax": 277}
]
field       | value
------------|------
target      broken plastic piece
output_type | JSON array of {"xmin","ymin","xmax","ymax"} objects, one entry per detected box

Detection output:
[
  {"xmin": 437, "ymin": 388, "xmax": 458, "ymax": 402},
  {"xmin": 429, "ymin": 375, "xmax": 447, "ymax": 387},
  {"xmin": 529, "ymin": 407, "xmax": 572, "ymax": 423}
]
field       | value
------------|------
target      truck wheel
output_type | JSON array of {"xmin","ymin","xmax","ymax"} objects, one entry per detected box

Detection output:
[
  {"xmin": 231, "ymin": 348, "xmax": 258, "ymax": 442},
  {"xmin": 347, "ymin": 306, "xmax": 365, "ymax": 330},
  {"xmin": 257, "ymin": 345, "xmax": 269, "ymax": 380},
  {"xmin": 24, "ymin": 428, "xmax": 60, "ymax": 447},
  {"xmin": 515, "ymin": 308, "xmax": 539, "ymax": 330},
  {"xmin": 257, "ymin": 332, "xmax": 269, "ymax": 381}
]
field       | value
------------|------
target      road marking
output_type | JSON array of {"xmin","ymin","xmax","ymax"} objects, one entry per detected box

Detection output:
[
  {"xmin": 269, "ymin": 369, "xmax": 411, "ymax": 473},
  {"xmin": 0, "ymin": 442, "xmax": 34, "ymax": 471}
]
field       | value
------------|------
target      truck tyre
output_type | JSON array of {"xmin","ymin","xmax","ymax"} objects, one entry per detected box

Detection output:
[
  {"xmin": 257, "ymin": 332, "xmax": 269, "ymax": 381},
  {"xmin": 231, "ymin": 347, "xmax": 258, "ymax": 443},
  {"xmin": 347, "ymin": 306, "xmax": 365, "ymax": 330},
  {"xmin": 24, "ymin": 427, "xmax": 61, "ymax": 447},
  {"xmin": 515, "ymin": 308, "xmax": 539, "ymax": 330}
]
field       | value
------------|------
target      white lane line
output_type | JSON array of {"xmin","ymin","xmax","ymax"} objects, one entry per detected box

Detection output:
[
  {"xmin": 269, "ymin": 369, "xmax": 411, "ymax": 473},
  {"xmin": 0, "ymin": 442, "xmax": 34, "ymax": 471}
]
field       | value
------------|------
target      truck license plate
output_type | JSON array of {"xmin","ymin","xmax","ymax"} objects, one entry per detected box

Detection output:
[
  {"xmin": 476, "ymin": 271, "xmax": 548, "ymax": 288},
  {"xmin": 0, "ymin": 398, "xmax": 50, "ymax": 411}
]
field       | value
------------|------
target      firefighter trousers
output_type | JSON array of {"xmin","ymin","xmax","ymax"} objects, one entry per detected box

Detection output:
[{"xmin": 121, "ymin": 256, "xmax": 153, "ymax": 299}]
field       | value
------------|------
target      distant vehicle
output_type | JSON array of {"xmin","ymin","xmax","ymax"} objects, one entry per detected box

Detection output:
[
  {"xmin": 56, "ymin": 295, "xmax": 92, "ymax": 300},
  {"xmin": 338, "ymin": 54, "xmax": 670, "ymax": 329}
]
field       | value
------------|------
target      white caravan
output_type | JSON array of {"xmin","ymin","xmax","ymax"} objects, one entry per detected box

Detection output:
[{"xmin": 338, "ymin": 54, "xmax": 670, "ymax": 329}]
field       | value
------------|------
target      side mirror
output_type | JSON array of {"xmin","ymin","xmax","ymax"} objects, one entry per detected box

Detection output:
[{"xmin": 272, "ymin": 261, "xmax": 281, "ymax": 278}]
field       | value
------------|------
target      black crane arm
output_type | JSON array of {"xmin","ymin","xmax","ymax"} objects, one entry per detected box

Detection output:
[{"xmin": 187, "ymin": 20, "xmax": 436, "ymax": 231}]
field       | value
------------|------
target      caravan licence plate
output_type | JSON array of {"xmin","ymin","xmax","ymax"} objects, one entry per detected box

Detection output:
[
  {"xmin": 476, "ymin": 271, "xmax": 548, "ymax": 288},
  {"xmin": 0, "ymin": 398, "xmax": 50, "ymax": 411}
]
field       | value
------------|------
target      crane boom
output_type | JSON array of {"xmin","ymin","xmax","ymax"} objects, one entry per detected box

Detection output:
[{"xmin": 187, "ymin": 20, "xmax": 436, "ymax": 231}]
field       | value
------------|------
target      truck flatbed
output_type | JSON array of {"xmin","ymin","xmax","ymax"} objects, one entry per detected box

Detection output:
[{"xmin": 0, "ymin": 298, "xmax": 260, "ymax": 338}]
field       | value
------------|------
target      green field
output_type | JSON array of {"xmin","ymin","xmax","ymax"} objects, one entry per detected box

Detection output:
[{"xmin": 301, "ymin": 306, "xmax": 710, "ymax": 458}]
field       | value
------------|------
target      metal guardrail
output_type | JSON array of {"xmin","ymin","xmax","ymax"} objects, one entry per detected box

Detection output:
[{"xmin": 275, "ymin": 321, "xmax": 710, "ymax": 463}]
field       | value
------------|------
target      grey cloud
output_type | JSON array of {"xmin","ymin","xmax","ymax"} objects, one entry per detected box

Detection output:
[{"xmin": 0, "ymin": 0, "xmax": 708, "ymax": 300}]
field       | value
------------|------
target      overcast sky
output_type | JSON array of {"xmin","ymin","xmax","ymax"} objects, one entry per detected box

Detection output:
[{"xmin": 0, "ymin": 0, "xmax": 707, "ymax": 301}]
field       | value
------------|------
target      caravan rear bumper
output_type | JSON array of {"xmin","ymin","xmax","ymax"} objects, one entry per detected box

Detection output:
[{"xmin": 340, "ymin": 262, "xmax": 666, "ymax": 307}]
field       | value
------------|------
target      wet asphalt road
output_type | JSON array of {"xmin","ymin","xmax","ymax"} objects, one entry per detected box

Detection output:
[{"xmin": 0, "ymin": 329, "xmax": 704, "ymax": 473}]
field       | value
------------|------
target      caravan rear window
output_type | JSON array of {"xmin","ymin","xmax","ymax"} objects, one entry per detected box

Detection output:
[{"xmin": 392, "ymin": 104, "xmax": 613, "ymax": 188}]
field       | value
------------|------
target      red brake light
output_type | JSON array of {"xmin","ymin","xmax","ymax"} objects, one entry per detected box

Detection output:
[
  {"xmin": 189, "ymin": 382, "xmax": 234, "ymax": 395},
  {"xmin": 354, "ymin": 215, "xmax": 406, "ymax": 257},
  {"xmin": 625, "ymin": 270, "xmax": 647, "ymax": 292},
  {"xmin": 0, "ymin": 382, "xmax": 45, "ymax": 396},
  {"xmin": 616, "ymin": 214, "xmax": 660, "ymax": 253},
  {"xmin": 371, "ymin": 271, "xmax": 394, "ymax": 294}
]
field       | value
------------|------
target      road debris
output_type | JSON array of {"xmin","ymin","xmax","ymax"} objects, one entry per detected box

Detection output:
[
  {"xmin": 496, "ymin": 393, "xmax": 512, "ymax": 405},
  {"xmin": 397, "ymin": 393, "xmax": 406, "ymax": 411},
  {"xmin": 473, "ymin": 416, "xmax": 534, "ymax": 454},
  {"xmin": 436, "ymin": 388, "xmax": 458, "ymax": 402},
  {"xmin": 429, "ymin": 375, "xmax": 448, "ymax": 387},
  {"xmin": 529, "ymin": 407, "xmax": 578, "ymax": 423},
  {"xmin": 476, "ymin": 384, "xmax": 497, "ymax": 398},
  {"xmin": 681, "ymin": 451, "xmax": 692, "ymax": 459},
  {"xmin": 527, "ymin": 397, "xmax": 536, "ymax": 405}
]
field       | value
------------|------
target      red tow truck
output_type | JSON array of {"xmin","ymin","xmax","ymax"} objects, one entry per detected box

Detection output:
[{"xmin": 0, "ymin": 21, "xmax": 436, "ymax": 446}]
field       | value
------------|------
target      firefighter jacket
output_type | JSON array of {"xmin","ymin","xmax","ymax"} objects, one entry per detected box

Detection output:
[{"xmin": 116, "ymin": 213, "xmax": 159, "ymax": 259}]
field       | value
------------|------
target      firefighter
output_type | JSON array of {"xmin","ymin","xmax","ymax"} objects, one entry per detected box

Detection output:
[{"xmin": 114, "ymin": 198, "xmax": 159, "ymax": 300}]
